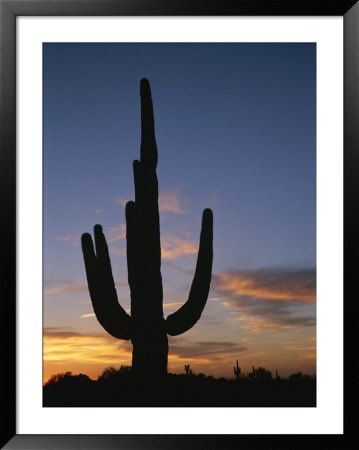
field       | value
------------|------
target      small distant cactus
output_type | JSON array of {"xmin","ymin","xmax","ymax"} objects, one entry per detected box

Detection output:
[
  {"xmin": 248, "ymin": 366, "xmax": 257, "ymax": 380},
  {"xmin": 82, "ymin": 79, "xmax": 213, "ymax": 381},
  {"xmin": 184, "ymin": 364, "xmax": 193, "ymax": 376},
  {"xmin": 233, "ymin": 360, "xmax": 241, "ymax": 379}
]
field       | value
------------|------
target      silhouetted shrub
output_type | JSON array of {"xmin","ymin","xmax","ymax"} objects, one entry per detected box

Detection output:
[
  {"xmin": 44, "ymin": 371, "xmax": 73, "ymax": 386},
  {"xmin": 43, "ymin": 368, "xmax": 316, "ymax": 407},
  {"xmin": 247, "ymin": 366, "xmax": 272, "ymax": 381},
  {"xmin": 97, "ymin": 365, "xmax": 132, "ymax": 381}
]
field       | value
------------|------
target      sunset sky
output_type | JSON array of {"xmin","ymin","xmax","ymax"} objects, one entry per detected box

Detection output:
[{"xmin": 43, "ymin": 43, "xmax": 316, "ymax": 383}]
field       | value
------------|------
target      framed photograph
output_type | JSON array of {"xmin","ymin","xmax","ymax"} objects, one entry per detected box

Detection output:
[{"xmin": 1, "ymin": 0, "xmax": 357, "ymax": 448}]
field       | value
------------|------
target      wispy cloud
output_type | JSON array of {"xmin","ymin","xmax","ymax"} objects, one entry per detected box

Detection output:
[
  {"xmin": 106, "ymin": 224, "xmax": 126, "ymax": 243},
  {"xmin": 80, "ymin": 313, "xmax": 95, "ymax": 319},
  {"xmin": 163, "ymin": 261, "xmax": 195, "ymax": 276},
  {"xmin": 43, "ymin": 328, "xmax": 132, "ymax": 366},
  {"xmin": 53, "ymin": 234, "xmax": 80, "ymax": 246},
  {"xmin": 169, "ymin": 337, "xmax": 247, "ymax": 362},
  {"xmin": 44, "ymin": 326, "xmax": 76, "ymax": 334},
  {"xmin": 53, "ymin": 235, "xmax": 73, "ymax": 242},
  {"xmin": 109, "ymin": 247, "xmax": 126, "ymax": 256},
  {"xmin": 44, "ymin": 279, "xmax": 127, "ymax": 295},
  {"xmin": 159, "ymin": 186, "xmax": 188, "ymax": 214},
  {"xmin": 214, "ymin": 269, "xmax": 315, "ymax": 303},
  {"xmin": 42, "ymin": 326, "xmax": 315, "ymax": 380},
  {"xmin": 44, "ymin": 280, "xmax": 88, "ymax": 295},
  {"xmin": 60, "ymin": 228, "xmax": 198, "ymax": 259},
  {"xmin": 43, "ymin": 329, "xmax": 246, "ymax": 369},
  {"xmin": 53, "ymin": 224, "xmax": 126, "ymax": 250},
  {"xmin": 43, "ymin": 327, "xmax": 82, "ymax": 338},
  {"xmin": 231, "ymin": 313, "xmax": 316, "ymax": 332},
  {"xmin": 161, "ymin": 234, "xmax": 198, "ymax": 259},
  {"xmin": 113, "ymin": 198, "xmax": 128, "ymax": 208},
  {"xmin": 113, "ymin": 186, "xmax": 189, "ymax": 214},
  {"xmin": 43, "ymin": 328, "xmax": 242, "ymax": 381},
  {"xmin": 213, "ymin": 269, "xmax": 316, "ymax": 331},
  {"xmin": 80, "ymin": 302, "xmax": 183, "ymax": 318},
  {"xmin": 163, "ymin": 301, "xmax": 186, "ymax": 310},
  {"xmin": 297, "ymin": 353, "xmax": 316, "ymax": 361}
]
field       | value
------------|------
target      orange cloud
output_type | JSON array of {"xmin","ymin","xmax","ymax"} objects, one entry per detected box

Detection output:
[
  {"xmin": 43, "ymin": 330, "xmax": 131, "ymax": 364},
  {"xmin": 231, "ymin": 314, "xmax": 315, "ymax": 332},
  {"xmin": 42, "ymin": 326, "xmax": 316, "ymax": 381},
  {"xmin": 166, "ymin": 337, "xmax": 248, "ymax": 375},
  {"xmin": 43, "ymin": 328, "xmax": 132, "ymax": 383},
  {"xmin": 44, "ymin": 281, "xmax": 88, "ymax": 295},
  {"xmin": 105, "ymin": 225, "xmax": 196, "ymax": 259},
  {"xmin": 44, "ymin": 279, "xmax": 127, "ymax": 296},
  {"xmin": 43, "ymin": 329, "xmax": 247, "ymax": 379},
  {"xmin": 106, "ymin": 224, "xmax": 126, "ymax": 243},
  {"xmin": 161, "ymin": 234, "xmax": 198, "ymax": 259},
  {"xmin": 113, "ymin": 198, "xmax": 128, "ymax": 207},
  {"xmin": 43, "ymin": 328, "xmax": 232, "ymax": 382},
  {"xmin": 158, "ymin": 186, "xmax": 188, "ymax": 214},
  {"xmin": 104, "ymin": 225, "xmax": 127, "ymax": 256},
  {"xmin": 109, "ymin": 247, "xmax": 126, "ymax": 256},
  {"xmin": 215, "ymin": 270, "xmax": 315, "ymax": 303},
  {"xmin": 53, "ymin": 235, "xmax": 73, "ymax": 241},
  {"xmin": 213, "ymin": 269, "xmax": 316, "ymax": 331},
  {"xmin": 53, "ymin": 234, "xmax": 80, "ymax": 246},
  {"xmin": 297, "ymin": 353, "xmax": 316, "ymax": 360},
  {"xmin": 113, "ymin": 186, "xmax": 188, "ymax": 214},
  {"xmin": 169, "ymin": 338, "xmax": 247, "ymax": 361},
  {"xmin": 163, "ymin": 301, "xmax": 186, "ymax": 310},
  {"xmin": 54, "ymin": 225, "xmax": 126, "ymax": 252}
]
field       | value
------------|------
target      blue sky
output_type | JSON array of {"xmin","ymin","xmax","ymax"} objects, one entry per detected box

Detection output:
[{"xmin": 43, "ymin": 43, "xmax": 316, "ymax": 381}]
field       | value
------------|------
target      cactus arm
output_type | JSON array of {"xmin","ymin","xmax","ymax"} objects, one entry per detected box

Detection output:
[
  {"xmin": 165, "ymin": 208, "xmax": 213, "ymax": 336},
  {"xmin": 81, "ymin": 225, "xmax": 131, "ymax": 339}
]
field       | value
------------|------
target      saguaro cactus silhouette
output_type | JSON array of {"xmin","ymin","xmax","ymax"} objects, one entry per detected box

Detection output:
[
  {"xmin": 81, "ymin": 79, "xmax": 213, "ymax": 380},
  {"xmin": 233, "ymin": 360, "xmax": 241, "ymax": 379}
]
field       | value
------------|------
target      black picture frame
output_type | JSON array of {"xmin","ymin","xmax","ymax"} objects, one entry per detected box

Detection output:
[{"xmin": 1, "ymin": 0, "xmax": 357, "ymax": 448}]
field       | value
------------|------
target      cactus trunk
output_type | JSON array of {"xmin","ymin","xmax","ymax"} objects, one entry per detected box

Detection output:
[
  {"xmin": 82, "ymin": 79, "xmax": 213, "ymax": 381},
  {"xmin": 131, "ymin": 322, "xmax": 168, "ymax": 378}
]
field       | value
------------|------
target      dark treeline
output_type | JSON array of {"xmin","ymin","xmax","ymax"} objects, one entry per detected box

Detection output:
[{"xmin": 43, "ymin": 364, "xmax": 316, "ymax": 407}]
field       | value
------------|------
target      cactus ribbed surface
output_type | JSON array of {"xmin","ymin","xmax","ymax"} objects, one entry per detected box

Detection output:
[{"xmin": 81, "ymin": 79, "xmax": 213, "ymax": 380}]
